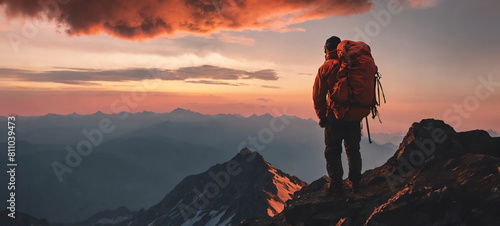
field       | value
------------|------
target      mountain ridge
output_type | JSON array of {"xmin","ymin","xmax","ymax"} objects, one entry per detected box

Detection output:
[{"xmin": 243, "ymin": 119, "xmax": 500, "ymax": 225}]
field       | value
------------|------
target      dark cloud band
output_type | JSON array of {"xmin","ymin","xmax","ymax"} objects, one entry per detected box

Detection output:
[{"xmin": 0, "ymin": 65, "xmax": 278, "ymax": 85}]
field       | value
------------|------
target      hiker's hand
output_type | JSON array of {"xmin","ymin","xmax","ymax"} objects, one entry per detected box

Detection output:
[{"xmin": 319, "ymin": 117, "xmax": 328, "ymax": 128}]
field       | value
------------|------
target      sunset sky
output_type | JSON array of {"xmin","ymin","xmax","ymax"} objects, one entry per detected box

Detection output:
[{"xmin": 0, "ymin": 0, "xmax": 499, "ymax": 133}]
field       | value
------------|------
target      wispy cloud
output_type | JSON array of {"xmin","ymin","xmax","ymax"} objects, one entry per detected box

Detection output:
[
  {"xmin": 256, "ymin": 98, "xmax": 272, "ymax": 102},
  {"xmin": 408, "ymin": 0, "xmax": 442, "ymax": 8},
  {"xmin": 0, "ymin": 65, "xmax": 278, "ymax": 85},
  {"xmin": 261, "ymin": 85, "xmax": 280, "ymax": 89},
  {"xmin": 297, "ymin": 72, "xmax": 314, "ymax": 76},
  {"xmin": 185, "ymin": 80, "xmax": 249, "ymax": 86}
]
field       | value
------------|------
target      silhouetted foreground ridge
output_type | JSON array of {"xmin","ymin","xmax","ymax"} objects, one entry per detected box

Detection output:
[{"xmin": 243, "ymin": 119, "xmax": 500, "ymax": 225}]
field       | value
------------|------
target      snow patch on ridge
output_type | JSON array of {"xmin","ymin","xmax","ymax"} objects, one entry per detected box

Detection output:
[{"xmin": 265, "ymin": 162, "xmax": 304, "ymax": 216}]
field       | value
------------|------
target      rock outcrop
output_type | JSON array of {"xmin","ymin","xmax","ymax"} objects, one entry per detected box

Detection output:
[{"xmin": 243, "ymin": 119, "xmax": 500, "ymax": 225}]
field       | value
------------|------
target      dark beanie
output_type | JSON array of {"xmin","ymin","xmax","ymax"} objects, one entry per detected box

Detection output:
[{"xmin": 324, "ymin": 36, "xmax": 341, "ymax": 51}]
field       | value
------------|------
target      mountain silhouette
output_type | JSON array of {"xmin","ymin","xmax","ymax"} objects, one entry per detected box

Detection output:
[
  {"xmin": 122, "ymin": 148, "xmax": 306, "ymax": 226},
  {"xmin": 244, "ymin": 119, "xmax": 500, "ymax": 225}
]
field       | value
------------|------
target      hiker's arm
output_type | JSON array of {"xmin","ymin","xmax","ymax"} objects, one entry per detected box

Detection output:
[{"xmin": 313, "ymin": 68, "xmax": 328, "ymax": 120}]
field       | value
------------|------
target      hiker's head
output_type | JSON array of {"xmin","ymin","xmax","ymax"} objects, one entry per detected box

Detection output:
[{"xmin": 324, "ymin": 36, "xmax": 341, "ymax": 53}]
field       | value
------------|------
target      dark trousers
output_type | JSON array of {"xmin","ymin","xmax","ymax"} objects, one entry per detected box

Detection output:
[{"xmin": 324, "ymin": 114, "xmax": 362, "ymax": 188}]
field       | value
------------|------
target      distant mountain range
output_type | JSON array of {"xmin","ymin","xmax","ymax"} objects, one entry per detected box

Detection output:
[
  {"xmin": 365, "ymin": 131, "xmax": 404, "ymax": 146},
  {"xmin": 0, "ymin": 109, "xmax": 397, "ymax": 223}
]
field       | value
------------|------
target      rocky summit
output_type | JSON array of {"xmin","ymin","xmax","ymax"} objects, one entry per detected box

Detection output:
[{"xmin": 243, "ymin": 119, "xmax": 500, "ymax": 225}]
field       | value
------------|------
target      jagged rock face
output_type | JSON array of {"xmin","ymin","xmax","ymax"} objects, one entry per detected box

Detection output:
[
  {"xmin": 243, "ymin": 119, "xmax": 500, "ymax": 225},
  {"xmin": 124, "ymin": 149, "xmax": 306, "ymax": 226}
]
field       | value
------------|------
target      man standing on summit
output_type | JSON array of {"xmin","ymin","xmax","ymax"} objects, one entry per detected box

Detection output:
[{"xmin": 313, "ymin": 36, "xmax": 365, "ymax": 197}]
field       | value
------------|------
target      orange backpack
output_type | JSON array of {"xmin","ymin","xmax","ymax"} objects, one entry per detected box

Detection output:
[{"xmin": 329, "ymin": 40, "xmax": 386, "ymax": 141}]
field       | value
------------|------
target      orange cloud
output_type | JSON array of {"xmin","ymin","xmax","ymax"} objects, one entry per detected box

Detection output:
[
  {"xmin": 408, "ymin": 0, "xmax": 442, "ymax": 9},
  {"xmin": 0, "ymin": 0, "xmax": 373, "ymax": 40}
]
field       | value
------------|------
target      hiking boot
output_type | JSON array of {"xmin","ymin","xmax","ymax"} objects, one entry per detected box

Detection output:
[
  {"xmin": 324, "ymin": 182, "xmax": 345, "ymax": 198},
  {"xmin": 346, "ymin": 179, "xmax": 361, "ymax": 193}
]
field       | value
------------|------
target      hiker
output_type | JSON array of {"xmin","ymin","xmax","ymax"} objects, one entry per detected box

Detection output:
[{"xmin": 312, "ymin": 36, "xmax": 363, "ymax": 197}]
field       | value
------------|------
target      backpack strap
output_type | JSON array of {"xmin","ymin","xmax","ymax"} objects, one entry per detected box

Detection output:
[
  {"xmin": 365, "ymin": 117, "xmax": 372, "ymax": 144},
  {"xmin": 371, "ymin": 72, "xmax": 386, "ymax": 123},
  {"xmin": 375, "ymin": 72, "xmax": 387, "ymax": 106}
]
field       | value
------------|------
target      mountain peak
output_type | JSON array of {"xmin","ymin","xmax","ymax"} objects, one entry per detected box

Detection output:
[
  {"xmin": 124, "ymin": 149, "xmax": 306, "ymax": 225},
  {"xmin": 170, "ymin": 107, "xmax": 193, "ymax": 114},
  {"xmin": 93, "ymin": 110, "xmax": 105, "ymax": 116},
  {"xmin": 244, "ymin": 119, "xmax": 500, "ymax": 225},
  {"xmin": 239, "ymin": 147, "xmax": 254, "ymax": 155},
  {"xmin": 138, "ymin": 110, "xmax": 155, "ymax": 115},
  {"xmin": 43, "ymin": 113, "xmax": 61, "ymax": 117},
  {"xmin": 394, "ymin": 118, "xmax": 499, "ymax": 165},
  {"xmin": 233, "ymin": 148, "xmax": 265, "ymax": 164},
  {"xmin": 248, "ymin": 113, "xmax": 274, "ymax": 120}
]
